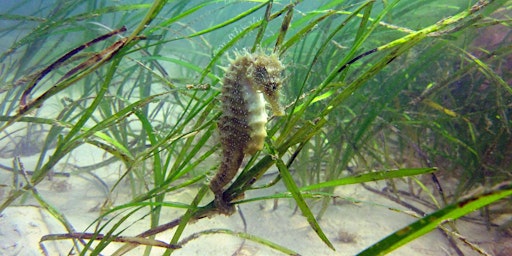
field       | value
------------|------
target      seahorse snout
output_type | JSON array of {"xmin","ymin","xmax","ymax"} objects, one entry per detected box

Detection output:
[{"xmin": 264, "ymin": 91, "xmax": 284, "ymax": 116}]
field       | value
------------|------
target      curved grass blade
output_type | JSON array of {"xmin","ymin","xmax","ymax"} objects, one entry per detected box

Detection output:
[
  {"xmin": 127, "ymin": 0, "xmax": 168, "ymax": 40},
  {"xmin": 273, "ymin": 3, "xmax": 294, "ymax": 52},
  {"xmin": 150, "ymin": 1, "xmax": 220, "ymax": 34},
  {"xmin": 272, "ymin": 146, "xmax": 335, "ymax": 250},
  {"xmin": 164, "ymin": 185, "xmax": 209, "ymax": 256},
  {"xmin": 462, "ymin": 49, "xmax": 512, "ymax": 95},
  {"xmin": 358, "ymin": 181, "xmax": 512, "ymax": 256},
  {"xmin": 251, "ymin": 0, "xmax": 273, "ymax": 52},
  {"xmin": 0, "ymin": 4, "xmax": 151, "ymax": 62},
  {"xmin": 186, "ymin": 1, "xmax": 268, "ymax": 39},
  {"xmin": 301, "ymin": 167, "xmax": 437, "ymax": 191}
]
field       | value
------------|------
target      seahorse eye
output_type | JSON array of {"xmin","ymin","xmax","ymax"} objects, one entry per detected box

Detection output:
[
  {"xmin": 267, "ymin": 82, "xmax": 278, "ymax": 92},
  {"xmin": 254, "ymin": 66, "xmax": 268, "ymax": 81}
]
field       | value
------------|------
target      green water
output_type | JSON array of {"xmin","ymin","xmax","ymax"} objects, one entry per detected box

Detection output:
[{"xmin": 0, "ymin": 1, "xmax": 510, "ymax": 255}]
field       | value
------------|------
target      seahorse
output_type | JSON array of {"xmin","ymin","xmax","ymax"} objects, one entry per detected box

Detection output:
[{"xmin": 209, "ymin": 50, "xmax": 284, "ymax": 214}]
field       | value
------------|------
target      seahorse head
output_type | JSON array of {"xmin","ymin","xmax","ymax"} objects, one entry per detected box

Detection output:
[{"xmin": 248, "ymin": 52, "xmax": 285, "ymax": 116}]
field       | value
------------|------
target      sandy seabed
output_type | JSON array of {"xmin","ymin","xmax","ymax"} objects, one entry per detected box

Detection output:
[{"xmin": 0, "ymin": 144, "xmax": 509, "ymax": 256}]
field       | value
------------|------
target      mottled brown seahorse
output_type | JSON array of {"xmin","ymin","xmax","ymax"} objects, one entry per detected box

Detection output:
[{"xmin": 210, "ymin": 50, "xmax": 284, "ymax": 214}]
